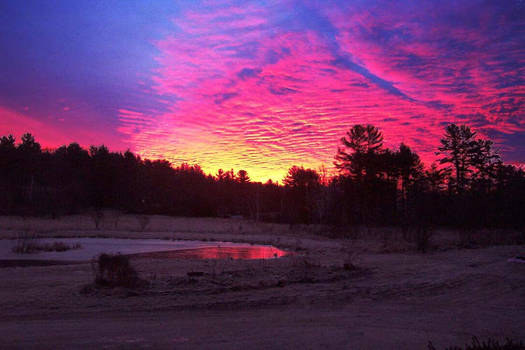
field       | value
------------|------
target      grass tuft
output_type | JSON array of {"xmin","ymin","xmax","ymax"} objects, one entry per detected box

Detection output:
[
  {"xmin": 428, "ymin": 337, "xmax": 525, "ymax": 350},
  {"xmin": 12, "ymin": 233, "xmax": 81, "ymax": 254}
]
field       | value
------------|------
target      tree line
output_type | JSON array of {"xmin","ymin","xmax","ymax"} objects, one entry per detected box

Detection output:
[{"xmin": 0, "ymin": 123, "xmax": 524, "ymax": 230}]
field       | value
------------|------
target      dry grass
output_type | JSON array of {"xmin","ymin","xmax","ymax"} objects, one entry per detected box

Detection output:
[
  {"xmin": 136, "ymin": 215, "xmax": 151, "ymax": 232},
  {"xmin": 428, "ymin": 337, "xmax": 525, "ymax": 350},
  {"xmin": 0, "ymin": 214, "xmax": 522, "ymax": 256},
  {"xmin": 89, "ymin": 253, "xmax": 145, "ymax": 288},
  {"xmin": 0, "ymin": 212, "xmax": 293, "ymax": 236},
  {"xmin": 11, "ymin": 232, "xmax": 81, "ymax": 254}
]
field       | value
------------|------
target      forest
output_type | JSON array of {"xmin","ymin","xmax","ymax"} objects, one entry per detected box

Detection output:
[{"xmin": 1, "ymin": 123, "xmax": 524, "ymax": 231}]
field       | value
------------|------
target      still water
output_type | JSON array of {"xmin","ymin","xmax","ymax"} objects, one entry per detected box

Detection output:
[{"xmin": 0, "ymin": 237, "xmax": 289, "ymax": 262}]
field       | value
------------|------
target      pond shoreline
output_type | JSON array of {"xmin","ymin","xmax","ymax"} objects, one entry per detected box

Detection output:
[{"xmin": 0, "ymin": 237, "xmax": 290, "ymax": 263}]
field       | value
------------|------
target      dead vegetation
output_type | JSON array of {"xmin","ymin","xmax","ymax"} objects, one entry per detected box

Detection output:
[
  {"xmin": 135, "ymin": 255, "xmax": 365, "ymax": 299},
  {"xmin": 136, "ymin": 215, "xmax": 150, "ymax": 232},
  {"xmin": 457, "ymin": 228, "xmax": 525, "ymax": 248},
  {"xmin": 2, "ymin": 214, "xmax": 523, "ymax": 260},
  {"xmin": 78, "ymin": 249, "xmax": 365, "ymax": 300},
  {"xmin": 0, "ymin": 220, "xmax": 523, "ymax": 349},
  {"xmin": 96, "ymin": 253, "xmax": 141, "ymax": 287},
  {"xmin": 81, "ymin": 253, "xmax": 148, "ymax": 294},
  {"xmin": 11, "ymin": 232, "xmax": 81, "ymax": 254},
  {"xmin": 89, "ymin": 209, "xmax": 104, "ymax": 230},
  {"xmin": 428, "ymin": 337, "xmax": 525, "ymax": 350}
]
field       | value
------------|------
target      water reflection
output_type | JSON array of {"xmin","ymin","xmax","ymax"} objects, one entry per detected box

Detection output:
[
  {"xmin": 141, "ymin": 245, "xmax": 289, "ymax": 260},
  {"xmin": 0, "ymin": 238, "xmax": 290, "ymax": 262}
]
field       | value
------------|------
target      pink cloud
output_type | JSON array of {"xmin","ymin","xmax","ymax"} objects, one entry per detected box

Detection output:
[
  {"xmin": 0, "ymin": 105, "xmax": 128, "ymax": 152},
  {"xmin": 117, "ymin": 2, "xmax": 525, "ymax": 181}
]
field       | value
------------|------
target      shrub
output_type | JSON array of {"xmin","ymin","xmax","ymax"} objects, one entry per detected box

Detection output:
[
  {"xmin": 12, "ymin": 233, "xmax": 81, "ymax": 254},
  {"xmin": 40, "ymin": 241, "xmax": 81, "ymax": 252},
  {"xmin": 11, "ymin": 232, "xmax": 39, "ymax": 254},
  {"xmin": 428, "ymin": 337, "xmax": 525, "ymax": 350},
  {"xmin": 415, "ymin": 226, "xmax": 433, "ymax": 253},
  {"xmin": 90, "ymin": 209, "xmax": 104, "ymax": 230},
  {"xmin": 137, "ymin": 215, "xmax": 151, "ymax": 232},
  {"xmin": 401, "ymin": 225, "xmax": 433, "ymax": 253},
  {"xmin": 92, "ymin": 253, "xmax": 140, "ymax": 288}
]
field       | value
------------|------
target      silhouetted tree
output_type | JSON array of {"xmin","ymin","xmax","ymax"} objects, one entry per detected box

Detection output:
[
  {"xmin": 0, "ymin": 135, "xmax": 17, "ymax": 213},
  {"xmin": 438, "ymin": 124, "xmax": 477, "ymax": 194},
  {"xmin": 469, "ymin": 139, "xmax": 500, "ymax": 193},
  {"xmin": 18, "ymin": 133, "xmax": 41, "ymax": 154},
  {"xmin": 0, "ymin": 134, "xmax": 16, "ymax": 150},
  {"xmin": 283, "ymin": 166, "xmax": 320, "ymax": 189},
  {"xmin": 335, "ymin": 124, "xmax": 393, "ymax": 225},
  {"xmin": 237, "ymin": 169, "xmax": 250, "ymax": 184},
  {"xmin": 394, "ymin": 143, "xmax": 423, "ymax": 217},
  {"xmin": 423, "ymin": 163, "xmax": 449, "ymax": 193},
  {"xmin": 283, "ymin": 166, "xmax": 320, "ymax": 224},
  {"xmin": 17, "ymin": 133, "xmax": 42, "ymax": 208},
  {"xmin": 1, "ymin": 130, "xmax": 523, "ymax": 233},
  {"xmin": 335, "ymin": 124, "xmax": 384, "ymax": 181}
]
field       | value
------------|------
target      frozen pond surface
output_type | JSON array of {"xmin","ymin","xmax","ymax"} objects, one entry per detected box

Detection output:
[{"xmin": 0, "ymin": 238, "xmax": 289, "ymax": 262}]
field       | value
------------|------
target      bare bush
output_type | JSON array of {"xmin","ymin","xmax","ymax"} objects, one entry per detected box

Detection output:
[
  {"xmin": 12, "ymin": 234, "xmax": 82, "ymax": 254},
  {"xmin": 136, "ymin": 215, "xmax": 151, "ymax": 231},
  {"xmin": 400, "ymin": 225, "xmax": 433, "ymax": 253},
  {"xmin": 11, "ymin": 231, "xmax": 39, "ymax": 254},
  {"xmin": 92, "ymin": 253, "xmax": 141, "ymax": 288},
  {"xmin": 415, "ymin": 226, "xmax": 433, "ymax": 253},
  {"xmin": 104, "ymin": 209, "xmax": 122, "ymax": 229},
  {"xmin": 341, "ymin": 242, "xmax": 361, "ymax": 270},
  {"xmin": 289, "ymin": 255, "xmax": 321, "ymax": 282},
  {"xmin": 457, "ymin": 228, "xmax": 525, "ymax": 248},
  {"xmin": 90, "ymin": 209, "xmax": 104, "ymax": 230},
  {"xmin": 428, "ymin": 336, "xmax": 525, "ymax": 350},
  {"xmin": 458, "ymin": 228, "xmax": 476, "ymax": 248},
  {"xmin": 343, "ymin": 251, "xmax": 360, "ymax": 271}
]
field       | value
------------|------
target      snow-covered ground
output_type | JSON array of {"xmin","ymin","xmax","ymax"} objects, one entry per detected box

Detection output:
[{"xmin": 0, "ymin": 214, "xmax": 523, "ymax": 349}]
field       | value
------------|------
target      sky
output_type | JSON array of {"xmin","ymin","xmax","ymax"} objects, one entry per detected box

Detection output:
[{"xmin": 1, "ymin": 0, "xmax": 524, "ymax": 181}]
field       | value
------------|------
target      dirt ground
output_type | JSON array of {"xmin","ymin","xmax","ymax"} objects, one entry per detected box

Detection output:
[{"xmin": 0, "ymin": 215, "xmax": 524, "ymax": 349}]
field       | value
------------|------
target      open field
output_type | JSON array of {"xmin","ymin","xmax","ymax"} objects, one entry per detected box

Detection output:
[{"xmin": 0, "ymin": 214, "xmax": 524, "ymax": 349}]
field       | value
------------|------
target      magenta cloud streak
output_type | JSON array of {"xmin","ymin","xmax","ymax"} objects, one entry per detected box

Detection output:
[{"xmin": 117, "ymin": 1, "xmax": 525, "ymax": 181}]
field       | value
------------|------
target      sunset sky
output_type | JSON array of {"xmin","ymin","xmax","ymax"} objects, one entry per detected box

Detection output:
[{"xmin": 1, "ymin": 0, "xmax": 524, "ymax": 181}]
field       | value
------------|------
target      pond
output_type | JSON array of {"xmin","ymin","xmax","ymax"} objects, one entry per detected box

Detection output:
[{"xmin": 0, "ymin": 237, "xmax": 289, "ymax": 264}]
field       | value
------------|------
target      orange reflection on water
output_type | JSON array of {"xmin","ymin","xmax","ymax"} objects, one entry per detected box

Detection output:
[{"xmin": 142, "ymin": 245, "xmax": 290, "ymax": 260}]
